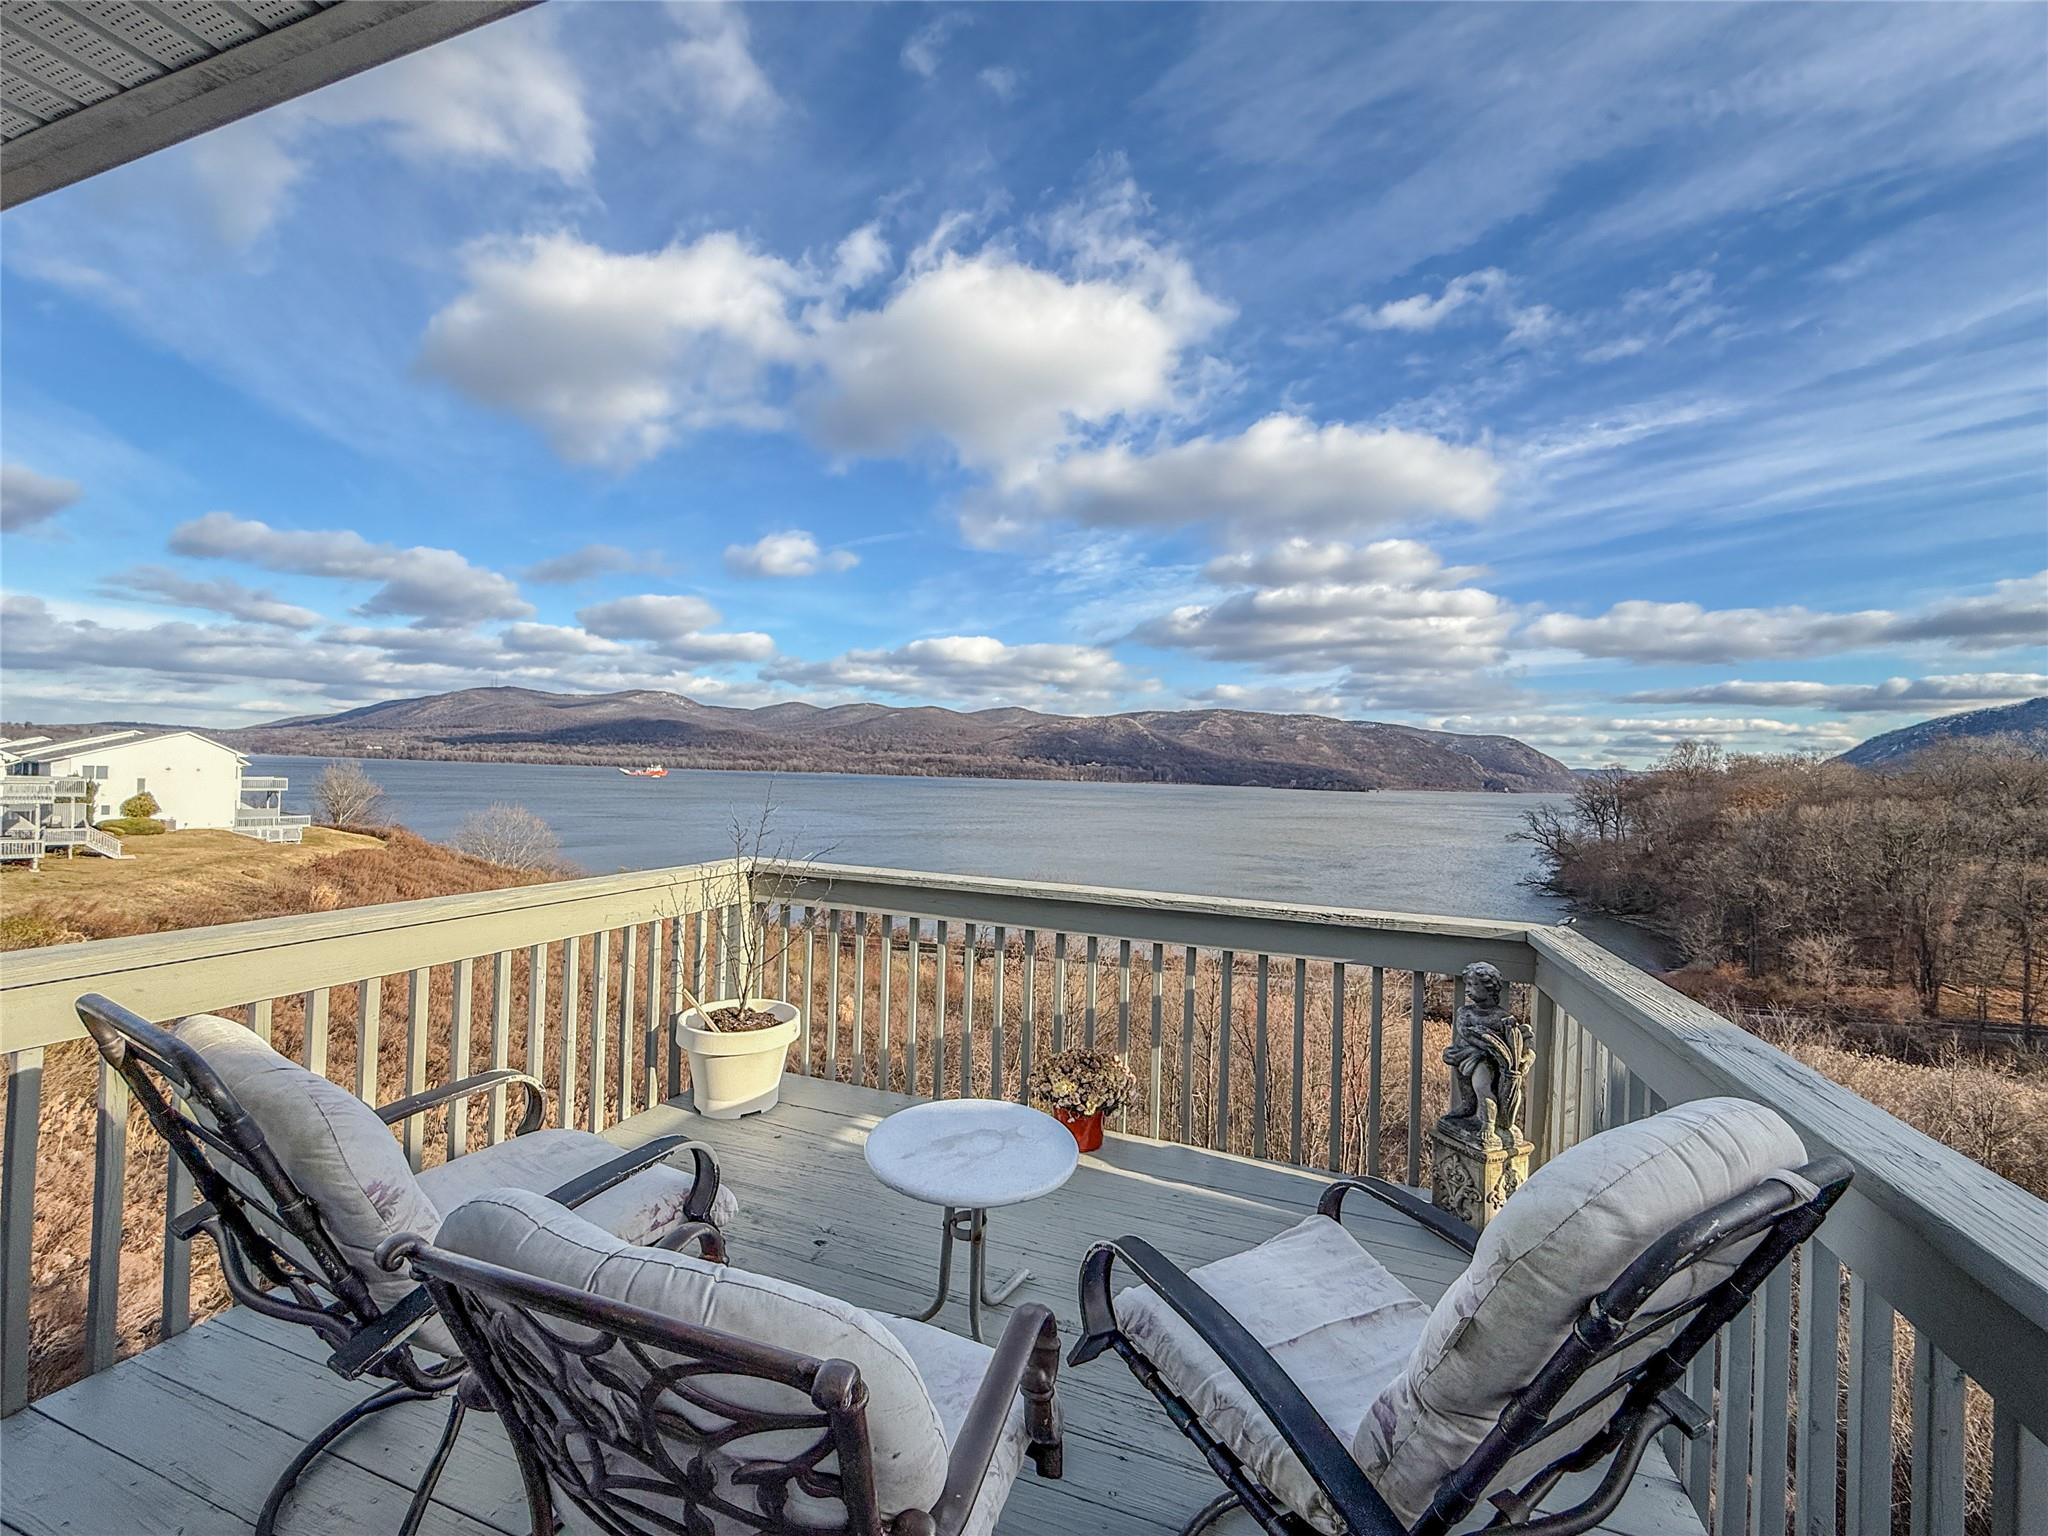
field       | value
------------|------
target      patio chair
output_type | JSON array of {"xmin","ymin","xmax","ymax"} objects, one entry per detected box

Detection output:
[
  {"xmin": 77, "ymin": 991, "xmax": 740, "ymax": 1536},
  {"xmin": 381, "ymin": 1185, "xmax": 1067, "ymax": 1536},
  {"xmin": 1070, "ymin": 1096, "xmax": 1851, "ymax": 1536}
]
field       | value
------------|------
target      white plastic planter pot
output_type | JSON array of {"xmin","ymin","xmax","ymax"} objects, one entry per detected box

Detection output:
[{"xmin": 680, "ymin": 999, "xmax": 801, "ymax": 1118}]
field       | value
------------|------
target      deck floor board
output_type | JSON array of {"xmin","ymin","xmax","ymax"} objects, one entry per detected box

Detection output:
[{"xmin": 1, "ymin": 1075, "xmax": 1699, "ymax": 1535}]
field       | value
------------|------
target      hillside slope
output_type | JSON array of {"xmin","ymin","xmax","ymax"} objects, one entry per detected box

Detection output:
[
  {"xmin": 229, "ymin": 686, "xmax": 1580, "ymax": 792},
  {"xmin": 1839, "ymin": 697, "xmax": 2048, "ymax": 770}
]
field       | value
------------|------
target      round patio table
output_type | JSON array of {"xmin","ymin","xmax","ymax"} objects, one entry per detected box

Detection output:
[{"xmin": 864, "ymin": 1098, "xmax": 1079, "ymax": 1341}]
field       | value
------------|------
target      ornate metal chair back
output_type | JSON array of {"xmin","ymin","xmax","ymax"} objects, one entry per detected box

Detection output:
[
  {"xmin": 1418, "ymin": 1154, "xmax": 1853, "ymax": 1536},
  {"xmin": 395, "ymin": 1236, "xmax": 893, "ymax": 1536},
  {"xmin": 76, "ymin": 992, "xmax": 384, "ymax": 1347}
]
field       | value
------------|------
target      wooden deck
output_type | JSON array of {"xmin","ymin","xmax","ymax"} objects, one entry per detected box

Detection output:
[{"xmin": 0, "ymin": 1076, "xmax": 1702, "ymax": 1536}]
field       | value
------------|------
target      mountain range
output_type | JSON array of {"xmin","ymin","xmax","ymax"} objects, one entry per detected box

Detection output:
[
  {"xmin": 1836, "ymin": 696, "xmax": 2048, "ymax": 770},
  {"xmin": 226, "ymin": 687, "xmax": 1583, "ymax": 793}
]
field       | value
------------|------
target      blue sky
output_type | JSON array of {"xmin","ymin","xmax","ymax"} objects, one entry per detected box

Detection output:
[{"xmin": 2, "ymin": 1, "xmax": 2044, "ymax": 765}]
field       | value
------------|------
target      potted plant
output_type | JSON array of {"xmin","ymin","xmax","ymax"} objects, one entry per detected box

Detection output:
[
  {"xmin": 675, "ymin": 789, "xmax": 827, "ymax": 1119},
  {"xmin": 1027, "ymin": 1047, "xmax": 1138, "ymax": 1153}
]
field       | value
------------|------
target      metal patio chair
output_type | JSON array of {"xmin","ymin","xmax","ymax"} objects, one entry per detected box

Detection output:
[
  {"xmin": 78, "ymin": 992, "xmax": 736, "ymax": 1536},
  {"xmin": 1071, "ymin": 1097, "xmax": 1851, "ymax": 1536},
  {"xmin": 382, "ymin": 1184, "xmax": 1067, "ymax": 1536}
]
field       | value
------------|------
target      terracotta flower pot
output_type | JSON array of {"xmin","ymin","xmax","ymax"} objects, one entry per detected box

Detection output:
[{"xmin": 1054, "ymin": 1107, "xmax": 1104, "ymax": 1153}]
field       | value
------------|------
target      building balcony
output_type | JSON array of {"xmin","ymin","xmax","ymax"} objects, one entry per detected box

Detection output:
[{"xmin": 0, "ymin": 862, "xmax": 2040, "ymax": 1535}]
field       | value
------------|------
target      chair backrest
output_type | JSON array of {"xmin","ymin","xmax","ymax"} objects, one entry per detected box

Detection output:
[
  {"xmin": 76, "ymin": 993, "xmax": 436, "ymax": 1340},
  {"xmin": 1356, "ymin": 1097, "xmax": 1850, "ymax": 1535},
  {"xmin": 415, "ymin": 1186, "xmax": 953, "ymax": 1535}
]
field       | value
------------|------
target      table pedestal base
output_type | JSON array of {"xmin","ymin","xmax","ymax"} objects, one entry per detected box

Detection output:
[{"xmin": 909, "ymin": 1206, "xmax": 1028, "ymax": 1341}]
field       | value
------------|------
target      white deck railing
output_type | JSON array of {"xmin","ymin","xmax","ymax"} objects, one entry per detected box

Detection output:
[{"xmin": 0, "ymin": 858, "xmax": 2041, "ymax": 1535}]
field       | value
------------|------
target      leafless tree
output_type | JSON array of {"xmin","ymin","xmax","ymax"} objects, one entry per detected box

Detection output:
[
  {"xmin": 451, "ymin": 803, "xmax": 563, "ymax": 871},
  {"xmin": 675, "ymin": 779, "xmax": 837, "ymax": 1013},
  {"xmin": 312, "ymin": 761, "xmax": 384, "ymax": 827}
]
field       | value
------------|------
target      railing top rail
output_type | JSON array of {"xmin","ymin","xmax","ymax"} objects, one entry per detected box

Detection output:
[
  {"xmin": 0, "ymin": 857, "xmax": 733, "ymax": 1053},
  {"xmin": 758, "ymin": 860, "xmax": 1543, "ymax": 978}
]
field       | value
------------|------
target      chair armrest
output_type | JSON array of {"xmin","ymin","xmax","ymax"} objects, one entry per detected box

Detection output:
[
  {"xmin": 544, "ymin": 1136, "xmax": 723, "ymax": 1226},
  {"xmin": 1071, "ymin": 1238, "xmax": 1407, "ymax": 1536},
  {"xmin": 376, "ymin": 1070, "xmax": 547, "ymax": 1137},
  {"xmin": 1319, "ymin": 1177, "xmax": 1479, "ymax": 1256},
  {"xmin": 928, "ymin": 1303, "xmax": 1063, "ymax": 1536}
]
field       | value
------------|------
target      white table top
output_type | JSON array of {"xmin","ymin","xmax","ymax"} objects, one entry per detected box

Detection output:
[{"xmin": 863, "ymin": 1098, "xmax": 1080, "ymax": 1209}]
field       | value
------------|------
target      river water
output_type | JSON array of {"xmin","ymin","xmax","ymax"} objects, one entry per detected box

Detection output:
[{"xmin": 253, "ymin": 756, "xmax": 1656, "ymax": 959}]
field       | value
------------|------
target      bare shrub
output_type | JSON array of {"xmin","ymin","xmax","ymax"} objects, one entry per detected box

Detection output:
[
  {"xmin": 311, "ymin": 761, "xmax": 384, "ymax": 827},
  {"xmin": 451, "ymin": 803, "xmax": 565, "ymax": 872}
]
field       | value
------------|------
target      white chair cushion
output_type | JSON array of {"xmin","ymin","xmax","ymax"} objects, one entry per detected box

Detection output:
[
  {"xmin": 878, "ymin": 1315, "xmax": 1028, "ymax": 1536},
  {"xmin": 416, "ymin": 1128, "xmax": 741, "ymax": 1239},
  {"xmin": 1357, "ymin": 1097, "xmax": 1808, "ymax": 1526},
  {"xmin": 1113, "ymin": 1214, "xmax": 1432, "ymax": 1535},
  {"xmin": 175, "ymin": 1014, "xmax": 438, "ymax": 1311},
  {"xmin": 437, "ymin": 1187, "xmax": 952, "ymax": 1525}
]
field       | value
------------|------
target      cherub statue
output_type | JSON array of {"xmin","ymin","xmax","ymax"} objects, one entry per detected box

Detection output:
[{"xmin": 1440, "ymin": 961, "xmax": 1534, "ymax": 1150}]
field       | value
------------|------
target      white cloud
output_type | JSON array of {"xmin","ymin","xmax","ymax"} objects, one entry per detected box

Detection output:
[
  {"xmin": 1527, "ymin": 572, "xmax": 2048, "ymax": 663},
  {"xmin": 832, "ymin": 224, "xmax": 891, "ymax": 291},
  {"xmin": 419, "ymin": 232, "xmax": 804, "ymax": 468},
  {"xmin": 669, "ymin": 0, "xmax": 782, "ymax": 129},
  {"xmin": 0, "ymin": 463, "xmax": 81, "ymax": 532},
  {"xmin": 966, "ymin": 414, "xmax": 1501, "ymax": 546},
  {"xmin": 767, "ymin": 635, "xmax": 1136, "ymax": 708},
  {"xmin": 574, "ymin": 594, "xmax": 774, "ymax": 661},
  {"xmin": 902, "ymin": 13, "xmax": 971, "ymax": 78},
  {"xmin": 100, "ymin": 567, "xmax": 321, "ymax": 629},
  {"xmin": 724, "ymin": 530, "xmax": 857, "ymax": 578},
  {"xmin": 1203, "ymin": 537, "xmax": 1487, "ymax": 589},
  {"xmin": 1189, "ymin": 682, "xmax": 1350, "ymax": 715},
  {"xmin": 1349, "ymin": 269, "xmax": 1507, "ymax": 331},
  {"xmin": 1621, "ymin": 674, "xmax": 2048, "ymax": 713},
  {"xmin": 522, "ymin": 544, "xmax": 651, "ymax": 584},
  {"xmin": 979, "ymin": 66, "xmax": 1021, "ymax": 102},
  {"xmin": 169, "ymin": 512, "xmax": 531, "ymax": 626}
]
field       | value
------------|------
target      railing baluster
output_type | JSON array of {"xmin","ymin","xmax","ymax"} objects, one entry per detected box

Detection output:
[
  {"xmin": 1179, "ymin": 945, "xmax": 1195, "ymax": 1140},
  {"xmin": 1793, "ymin": 1241, "xmax": 1841, "ymax": 1536},
  {"xmin": 405, "ymin": 967, "xmax": 431, "ymax": 1166},
  {"xmin": 1085, "ymin": 934, "xmax": 1099, "ymax": 1049},
  {"xmin": 302, "ymin": 987, "xmax": 329, "ymax": 1078},
  {"xmin": 355, "ymin": 977, "xmax": 382, "ymax": 1105},
  {"xmin": 1290, "ymin": 957, "xmax": 1306, "ymax": 1166},
  {"xmin": 1367, "ymin": 967, "xmax": 1384, "ymax": 1178},
  {"xmin": 643, "ymin": 922, "xmax": 662, "ymax": 1113},
  {"xmin": 1052, "ymin": 932, "xmax": 1068, "ymax": 1052},
  {"xmin": 448, "ymin": 956, "xmax": 474, "ymax": 1156},
  {"xmin": 526, "ymin": 943, "xmax": 549, "ymax": 1101},
  {"xmin": 1149, "ymin": 942, "xmax": 1165, "ymax": 1140},
  {"xmin": 1717, "ymin": 1309, "xmax": 1756, "ymax": 1536},
  {"xmin": 853, "ymin": 910, "xmax": 868, "ymax": 1088},
  {"xmin": 587, "ymin": 935, "xmax": 610, "ymax": 1133},
  {"xmin": 1215, "ymin": 950, "xmax": 1234, "ymax": 1152},
  {"xmin": 1406, "ymin": 972, "xmax": 1425, "ymax": 1187},
  {"xmin": 1529, "ymin": 989, "xmax": 1557, "ymax": 1165},
  {"xmin": 1752, "ymin": 1260, "xmax": 1792, "ymax": 1536},
  {"xmin": 1991, "ymin": 1398, "xmax": 2047, "ymax": 1536},
  {"xmin": 879, "ymin": 915, "xmax": 896, "ymax": 1093},
  {"xmin": 1683, "ymin": 1347, "xmax": 1714, "ymax": 1522},
  {"xmin": 1020, "ymin": 930, "xmax": 1038, "ymax": 1105},
  {"xmin": 827, "ymin": 908, "xmax": 842, "ymax": 1081},
  {"xmin": 962, "ymin": 923, "xmax": 978, "ymax": 1096},
  {"xmin": 1845, "ymin": 1276, "xmax": 1894, "ymax": 1536},
  {"xmin": 3, "ymin": 1048, "xmax": 42, "ymax": 1416},
  {"xmin": 1909, "ymin": 1333, "xmax": 1967, "ymax": 1536},
  {"xmin": 1326, "ymin": 962, "xmax": 1345, "ymax": 1171},
  {"xmin": 801, "ymin": 912, "xmax": 816, "ymax": 1077},
  {"xmin": 161, "ymin": 1144, "xmax": 191, "ymax": 1341},
  {"xmin": 934, "ymin": 919, "xmax": 950, "ymax": 1098},
  {"xmin": 556, "ymin": 943, "xmax": 580, "ymax": 1132},
  {"xmin": 1117, "ymin": 939, "xmax": 1132, "ymax": 1131},
  {"xmin": 248, "ymin": 998, "xmax": 272, "ymax": 1045},
  {"xmin": 991, "ymin": 926, "xmax": 1007, "ymax": 1100},
  {"xmin": 619, "ymin": 926, "xmax": 639, "ymax": 1121},
  {"xmin": 778, "ymin": 906, "xmax": 791, "ymax": 1002},
  {"xmin": 907, "ymin": 919, "xmax": 922, "ymax": 1093},
  {"xmin": 85, "ymin": 1052, "xmax": 128, "ymax": 1375},
  {"xmin": 1253, "ymin": 953, "xmax": 1271, "ymax": 1161},
  {"xmin": 489, "ymin": 950, "xmax": 512, "ymax": 1143},
  {"xmin": 663, "ymin": 924, "xmax": 682, "ymax": 1098}
]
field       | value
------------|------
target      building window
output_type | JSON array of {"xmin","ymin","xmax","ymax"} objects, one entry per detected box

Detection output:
[{"xmin": 136, "ymin": 777, "xmax": 148, "ymax": 793}]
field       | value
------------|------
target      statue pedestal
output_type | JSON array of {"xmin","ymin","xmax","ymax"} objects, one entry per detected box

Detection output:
[{"xmin": 1429, "ymin": 1123, "xmax": 1533, "ymax": 1232}]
